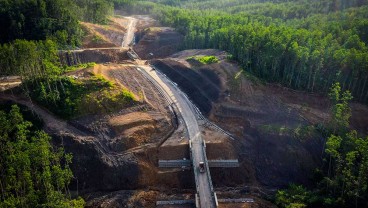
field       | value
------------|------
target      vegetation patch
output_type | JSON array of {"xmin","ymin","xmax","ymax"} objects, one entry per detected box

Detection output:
[
  {"xmin": 91, "ymin": 34, "xmax": 105, "ymax": 44},
  {"xmin": 259, "ymin": 124, "xmax": 316, "ymax": 139},
  {"xmin": 26, "ymin": 74, "xmax": 136, "ymax": 119},
  {"xmin": 186, "ymin": 55, "xmax": 219, "ymax": 65},
  {"xmin": 64, "ymin": 62, "xmax": 96, "ymax": 72}
]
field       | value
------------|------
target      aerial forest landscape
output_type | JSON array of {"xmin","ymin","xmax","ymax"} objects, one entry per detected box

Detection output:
[{"xmin": 1, "ymin": 0, "xmax": 368, "ymax": 207}]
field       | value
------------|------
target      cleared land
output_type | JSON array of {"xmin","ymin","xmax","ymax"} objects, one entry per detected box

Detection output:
[{"xmin": 2, "ymin": 13, "xmax": 368, "ymax": 208}]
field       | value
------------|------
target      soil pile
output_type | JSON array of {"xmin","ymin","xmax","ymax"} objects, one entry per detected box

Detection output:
[{"xmin": 134, "ymin": 27, "xmax": 184, "ymax": 59}]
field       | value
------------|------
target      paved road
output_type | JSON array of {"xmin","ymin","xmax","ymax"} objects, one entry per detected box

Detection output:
[{"xmin": 137, "ymin": 65, "xmax": 216, "ymax": 208}]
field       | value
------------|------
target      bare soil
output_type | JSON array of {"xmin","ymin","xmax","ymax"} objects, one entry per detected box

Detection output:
[
  {"xmin": 0, "ymin": 76, "xmax": 21, "ymax": 91},
  {"xmin": 151, "ymin": 49, "xmax": 368, "ymax": 189},
  {"xmin": 134, "ymin": 27, "xmax": 184, "ymax": 59},
  {"xmin": 81, "ymin": 18, "xmax": 128, "ymax": 48},
  {"xmin": 58, "ymin": 49, "xmax": 130, "ymax": 66}
]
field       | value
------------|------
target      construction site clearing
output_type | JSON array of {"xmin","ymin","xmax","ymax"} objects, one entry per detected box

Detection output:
[{"xmin": 1, "ymin": 14, "xmax": 368, "ymax": 208}]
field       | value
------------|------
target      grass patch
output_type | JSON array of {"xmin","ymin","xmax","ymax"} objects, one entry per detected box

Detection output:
[
  {"xmin": 91, "ymin": 34, "xmax": 104, "ymax": 44},
  {"xmin": 259, "ymin": 124, "xmax": 317, "ymax": 139},
  {"xmin": 63, "ymin": 62, "xmax": 96, "ymax": 72},
  {"xmin": 186, "ymin": 55, "xmax": 219, "ymax": 65},
  {"xmin": 26, "ymin": 75, "xmax": 136, "ymax": 119},
  {"xmin": 241, "ymin": 69, "xmax": 263, "ymax": 85}
]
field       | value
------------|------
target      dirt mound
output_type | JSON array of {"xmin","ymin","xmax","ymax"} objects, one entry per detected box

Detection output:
[
  {"xmin": 109, "ymin": 112, "xmax": 156, "ymax": 132},
  {"xmin": 85, "ymin": 189, "xmax": 198, "ymax": 208},
  {"xmin": 134, "ymin": 27, "xmax": 184, "ymax": 59},
  {"xmin": 151, "ymin": 59, "xmax": 222, "ymax": 116},
  {"xmin": 108, "ymin": 112, "xmax": 168, "ymax": 150},
  {"xmin": 0, "ymin": 76, "xmax": 21, "ymax": 92},
  {"xmin": 85, "ymin": 190, "xmax": 159, "ymax": 208},
  {"xmin": 81, "ymin": 19, "xmax": 127, "ymax": 48},
  {"xmin": 59, "ymin": 49, "xmax": 129, "ymax": 66}
]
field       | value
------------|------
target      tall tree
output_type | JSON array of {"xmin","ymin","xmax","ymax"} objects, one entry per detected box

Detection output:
[{"xmin": 0, "ymin": 105, "xmax": 85, "ymax": 207}]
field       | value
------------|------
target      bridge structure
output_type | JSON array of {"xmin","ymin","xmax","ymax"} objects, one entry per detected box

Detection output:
[{"xmin": 158, "ymin": 159, "xmax": 240, "ymax": 168}]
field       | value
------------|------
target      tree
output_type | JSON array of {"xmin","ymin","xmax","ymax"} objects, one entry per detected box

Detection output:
[
  {"xmin": 328, "ymin": 82, "xmax": 353, "ymax": 134},
  {"xmin": 324, "ymin": 131, "xmax": 368, "ymax": 208},
  {"xmin": 0, "ymin": 105, "xmax": 85, "ymax": 207},
  {"xmin": 275, "ymin": 184, "xmax": 312, "ymax": 208}
]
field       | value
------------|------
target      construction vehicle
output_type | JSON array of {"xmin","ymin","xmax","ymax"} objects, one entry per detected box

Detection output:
[{"xmin": 199, "ymin": 162, "xmax": 205, "ymax": 173}]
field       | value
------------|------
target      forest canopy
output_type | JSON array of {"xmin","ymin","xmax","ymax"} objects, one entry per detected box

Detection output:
[
  {"xmin": 0, "ymin": 0, "xmax": 128, "ymax": 47},
  {"xmin": 0, "ymin": 105, "xmax": 85, "ymax": 207},
  {"xmin": 127, "ymin": 0, "xmax": 368, "ymax": 104}
]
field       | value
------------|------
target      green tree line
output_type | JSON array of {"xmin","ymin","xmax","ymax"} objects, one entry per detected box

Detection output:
[
  {"xmin": 0, "ymin": 40, "xmax": 60, "ymax": 78},
  {"xmin": 128, "ymin": 0, "xmax": 368, "ymax": 104}
]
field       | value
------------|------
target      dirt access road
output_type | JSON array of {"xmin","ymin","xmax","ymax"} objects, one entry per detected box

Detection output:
[
  {"xmin": 122, "ymin": 17, "xmax": 137, "ymax": 47},
  {"xmin": 137, "ymin": 64, "xmax": 217, "ymax": 208}
]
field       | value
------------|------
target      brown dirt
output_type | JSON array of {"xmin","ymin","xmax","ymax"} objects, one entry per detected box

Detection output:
[
  {"xmin": 202, "ymin": 129, "xmax": 236, "ymax": 160},
  {"xmin": 151, "ymin": 49, "xmax": 368, "ymax": 189},
  {"xmin": 108, "ymin": 112, "xmax": 168, "ymax": 149},
  {"xmin": 71, "ymin": 64, "xmax": 174, "ymax": 152},
  {"xmin": 81, "ymin": 18, "xmax": 127, "ymax": 48},
  {"xmin": 134, "ymin": 27, "xmax": 184, "ymax": 59},
  {"xmin": 1, "ymin": 58, "xmax": 182, "ymax": 194},
  {"xmin": 85, "ymin": 189, "xmax": 198, "ymax": 208},
  {"xmin": 159, "ymin": 123, "xmax": 189, "ymax": 160},
  {"xmin": 0, "ymin": 76, "xmax": 22, "ymax": 92},
  {"xmin": 134, "ymin": 15, "xmax": 159, "ymax": 31},
  {"xmin": 85, "ymin": 190, "xmax": 159, "ymax": 208},
  {"xmin": 109, "ymin": 112, "xmax": 156, "ymax": 130},
  {"xmin": 113, "ymin": 12, "xmax": 159, "ymax": 30},
  {"xmin": 95, "ymin": 64, "xmax": 170, "ymax": 112},
  {"xmin": 58, "ymin": 49, "xmax": 130, "ymax": 66}
]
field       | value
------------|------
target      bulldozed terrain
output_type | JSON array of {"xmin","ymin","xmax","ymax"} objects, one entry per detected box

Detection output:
[
  {"xmin": 2, "ymin": 14, "xmax": 368, "ymax": 208},
  {"xmin": 150, "ymin": 49, "xmax": 368, "ymax": 189}
]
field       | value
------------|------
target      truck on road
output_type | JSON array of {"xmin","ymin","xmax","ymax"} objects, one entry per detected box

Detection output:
[{"xmin": 199, "ymin": 162, "xmax": 205, "ymax": 173}]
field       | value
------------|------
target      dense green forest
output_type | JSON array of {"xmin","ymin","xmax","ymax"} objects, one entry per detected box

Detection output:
[
  {"xmin": 0, "ymin": 104, "xmax": 85, "ymax": 207},
  {"xmin": 127, "ymin": 0, "xmax": 368, "ymax": 104}
]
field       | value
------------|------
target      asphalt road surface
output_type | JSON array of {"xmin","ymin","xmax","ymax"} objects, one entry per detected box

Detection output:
[{"xmin": 137, "ymin": 65, "xmax": 216, "ymax": 208}]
